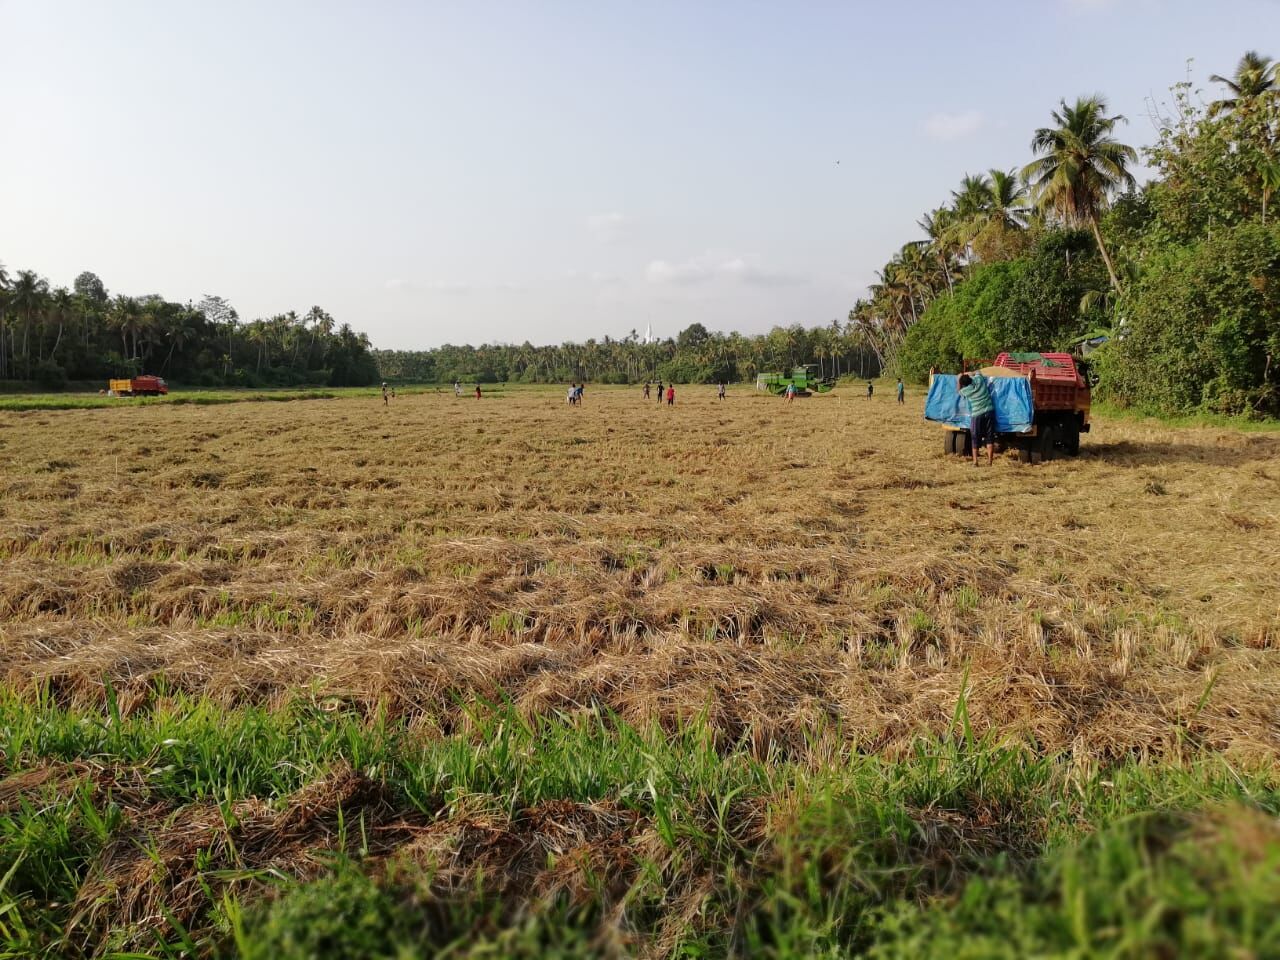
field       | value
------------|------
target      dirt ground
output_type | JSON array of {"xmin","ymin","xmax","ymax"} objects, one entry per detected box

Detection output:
[{"xmin": 3, "ymin": 384, "xmax": 1278, "ymax": 762}]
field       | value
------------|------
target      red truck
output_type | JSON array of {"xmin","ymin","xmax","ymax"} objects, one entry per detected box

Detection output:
[
  {"xmin": 108, "ymin": 375, "xmax": 168, "ymax": 397},
  {"xmin": 934, "ymin": 352, "xmax": 1091, "ymax": 463}
]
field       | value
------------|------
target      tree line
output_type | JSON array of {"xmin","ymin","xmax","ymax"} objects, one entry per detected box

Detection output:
[
  {"xmin": 867, "ymin": 51, "xmax": 1279, "ymax": 417},
  {"xmin": 0, "ymin": 270, "xmax": 379, "ymax": 389},
  {"xmin": 374, "ymin": 322, "xmax": 881, "ymax": 387}
]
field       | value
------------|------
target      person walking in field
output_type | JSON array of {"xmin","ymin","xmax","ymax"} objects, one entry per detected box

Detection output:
[
  {"xmin": 896, "ymin": 379, "xmax": 905, "ymax": 404},
  {"xmin": 567, "ymin": 383, "xmax": 577, "ymax": 406},
  {"xmin": 381, "ymin": 382, "xmax": 389, "ymax": 406},
  {"xmin": 784, "ymin": 382, "xmax": 796, "ymax": 402},
  {"xmin": 454, "ymin": 380, "xmax": 462, "ymax": 398},
  {"xmin": 474, "ymin": 384, "xmax": 482, "ymax": 400},
  {"xmin": 575, "ymin": 384, "xmax": 584, "ymax": 405},
  {"xmin": 866, "ymin": 380, "xmax": 874, "ymax": 399},
  {"xmin": 656, "ymin": 380, "xmax": 664, "ymax": 405},
  {"xmin": 958, "ymin": 372, "xmax": 996, "ymax": 467},
  {"xmin": 717, "ymin": 382, "xmax": 726, "ymax": 401},
  {"xmin": 666, "ymin": 384, "xmax": 675, "ymax": 406},
  {"xmin": 643, "ymin": 382, "xmax": 651, "ymax": 400}
]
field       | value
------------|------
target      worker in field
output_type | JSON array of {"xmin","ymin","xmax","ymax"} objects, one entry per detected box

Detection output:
[
  {"xmin": 474, "ymin": 384, "xmax": 482, "ymax": 399},
  {"xmin": 656, "ymin": 380, "xmax": 664, "ymax": 405},
  {"xmin": 567, "ymin": 383, "xmax": 576, "ymax": 405},
  {"xmin": 643, "ymin": 382, "xmax": 651, "ymax": 400},
  {"xmin": 717, "ymin": 382, "xmax": 726, "ymax": 401},
  {"xmin": 957, "ymin": 372, "xmax": 996, "ymax": 467},
  {"xmin": 785, "ymin": 381, "xmax": 796, "ymax": 402},
  {"xmin": 896, "ymin": 378, "xmax": 905, "ymax": 404},
  {"xmin": 666, "ymin": 383, "xmax": 675, "ymax": 406},
  {"xmin": 381, "ymin": 382, "xmax": 389, "ymax": 405},
  {"xmin": 866, "ymin": 380, "xmax": 874, "ymax": 399}
]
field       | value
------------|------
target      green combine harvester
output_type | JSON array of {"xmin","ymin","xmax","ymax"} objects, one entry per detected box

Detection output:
[{"xmin": 755, "ymin": 365, "xmax": 836, "ymax": 396}]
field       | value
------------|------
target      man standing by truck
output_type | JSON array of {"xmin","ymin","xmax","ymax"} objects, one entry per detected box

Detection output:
[{"xmin": 957, "ymin": 373, "xmax": 996, "ymax": 467}]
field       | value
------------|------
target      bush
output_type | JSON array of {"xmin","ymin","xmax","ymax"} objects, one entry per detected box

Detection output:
[
  {"xmin": 31, "ymin": 359, "xmax": 68, "ymax": 389},
  {"xmin": 1105, "ymin": 223, "xmax": 1280, "ymax": 416},
  {"xmin": 892, "ymin": 231, "xmax": 1106, "ymax": 382},
  {"xmin": 239, "ymin": 869, "xmax": 411, "ymax": 959}
]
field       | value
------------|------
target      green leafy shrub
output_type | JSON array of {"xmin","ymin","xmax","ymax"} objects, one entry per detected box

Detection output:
[{"xmin": 1105, "ymin": 223, "xmax": 1280, "ymax": 416}]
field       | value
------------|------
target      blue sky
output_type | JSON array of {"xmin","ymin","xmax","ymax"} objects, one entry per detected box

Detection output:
[{"xmin": 2, "ymin": 0, "xmax": 1276, "ymax": 348}]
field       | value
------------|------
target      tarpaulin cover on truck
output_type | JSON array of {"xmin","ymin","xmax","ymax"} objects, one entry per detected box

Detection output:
[
  {"xmin": 924, "ymin": 374, "xmax": 1034, "ymax": 433},
  {"xmin": 1003, "ymin": 352, "xmax": 1061, "ymax": 367}
]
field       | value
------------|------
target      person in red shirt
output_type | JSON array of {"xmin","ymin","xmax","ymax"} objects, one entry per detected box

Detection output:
[
  {"xmin": 666, "ymin": 384, "xmax": 675, "ymax": 406},
  {"xmin": 474, "ymin": 384, "xmax": 482, "ymax": 399}
]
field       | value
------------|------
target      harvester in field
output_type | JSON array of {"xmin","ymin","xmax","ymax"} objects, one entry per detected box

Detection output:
[
  {"xmin": 925, "ymin": 352, "xmax": 1091, "ymax": 463},
  {"xmin": 108, "ymin": 375, "xmax": 168, "ymax": 397},
  {"xmin": 755, "ymin": 365, "xmax": 836, "ymax": 397}
]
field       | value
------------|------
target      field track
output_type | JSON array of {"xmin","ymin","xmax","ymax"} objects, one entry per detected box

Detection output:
[{"xmin": 4, "ymin": 384, "xmax": 1278, "ymax": 761}]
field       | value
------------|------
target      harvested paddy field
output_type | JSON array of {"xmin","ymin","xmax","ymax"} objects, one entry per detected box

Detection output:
[{"xmin": 2, "ymin": 385, "xmax": 1279, "ymax": 957}]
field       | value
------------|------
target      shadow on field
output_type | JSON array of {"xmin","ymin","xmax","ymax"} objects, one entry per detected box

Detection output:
[{"xmin": 1081, "ymin": 437, "xmax": 1280, "ymax": 468}]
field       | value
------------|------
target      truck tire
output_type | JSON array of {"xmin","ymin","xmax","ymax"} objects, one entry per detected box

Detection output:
[
  {"xmin": 1017, "ymin": 442, "xmax": 1033, "ymax": 464},
  {"xmin": 1062, "ymin": 421, "xmax": 1081, "ymax": 456},
  {"xmin": 945, "ymin": 432, "xmax": 958, "ymax": 455},
  {"xmin": 1036, "ymin": 425, "xmax": 1057, "ymax": 463}
]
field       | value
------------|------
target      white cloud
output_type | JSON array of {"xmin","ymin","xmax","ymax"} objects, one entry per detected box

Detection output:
[
  {"xmin": 923, "ymin": 109, "xmax": 985, "ymax": 141},
  {"xmin": 644, "ymin": 254, "xmax": 802, "ymax": 287},
  {"xmin": 585, "ymin": 212, "xmax": 628, "ymax": 243},
  {"xmin": 718, "ymin": 257, "xmax": 802, "ymax": 286},
  {"xmin": 645, "ymin": 259, "xmax": 713, "ymax": 285},
  {"xmin": 384, "ymin": 279, "xmax": 471, "ymax": 295}
]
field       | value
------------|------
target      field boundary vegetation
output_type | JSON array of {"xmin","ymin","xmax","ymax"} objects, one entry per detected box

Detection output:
[{"xmin": 2, "ymin": 687, "xmax": 1277, "ymax": 958}]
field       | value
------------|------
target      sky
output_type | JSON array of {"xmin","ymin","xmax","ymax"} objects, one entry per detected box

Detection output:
[{"xmin": 3, "ymin": 0, "xmax": 1278, "ymax": 349}]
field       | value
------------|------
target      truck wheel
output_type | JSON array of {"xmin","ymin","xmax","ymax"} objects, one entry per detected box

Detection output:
[
  {"xmin": 1017, "ymin": 443, "xmax": 1033, "ymax": 464},
  {"xmin": 1062, "ymin": 422, "xmax": 1081, "ymax": 456},
  {"xmin": 945, "ymin": 432, "xmax": 958, "ymax": 455},
  {"xmin": 1036, "ymin": 426, "xmax": 1057, "ymax": 463}
]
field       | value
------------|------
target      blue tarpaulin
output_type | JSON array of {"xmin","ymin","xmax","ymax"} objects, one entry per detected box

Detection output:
[{"xmin": 924, "ymin": 374, "xmax": 1034, "ymax": 434}]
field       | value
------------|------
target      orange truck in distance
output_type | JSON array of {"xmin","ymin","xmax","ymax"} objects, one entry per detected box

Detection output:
[{"xmin": 108, "ymin": 375, "xmax": 168, "ymax": 396}]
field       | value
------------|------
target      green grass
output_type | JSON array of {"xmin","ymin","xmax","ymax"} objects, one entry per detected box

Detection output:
[
  {"xmin": 0, "ymin": 686, "xmax": 1276, "ymax": 958},
  {"xmin": 1090, "ymin": 400, "xmax": 1280, "ymax": 432},
  {"xmin": 0, "ymin": 388, "xmax": 341, "ymax": 412},
  {"xmin": 0, "ymin": 383, "xmax": 542, "ymax": 411}
]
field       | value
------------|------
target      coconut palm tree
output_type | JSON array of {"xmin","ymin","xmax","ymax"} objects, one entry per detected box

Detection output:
[
  {"xmin": 161, "ymin": 309, "xmax": 196, "ymax": 373},
  {"xmin": 1208, "ymin": 50, "xmax": 1277, "ymax": 118},
  {"xmin": 918, "ymin": 207, "xmax": 959, "ymax": 292},
  {"xmin": 951, "ymin": 173, "xmax": 992, "ymax": 220},
  {"xmin": 1022, "ymin": 96, "xmax": 1137, "ymax": 292},
  {"xmin": 45, "ymin": 287, "xmax": 73, "ymax": 363},
  {"xmin": 107, "ymin": 296, "xmax": 142, "ymax": 365},
  {"xmin": 9, "ymin": 270, "xmax": 49, "ymax": 374},
  {"xmin": 0, "ymin": 262, "xmax": 10, "ymax": 379},
  {"xmin": 987, "ymin": 169, "xmax": 1029, "ymax": 231},
  {"xmin": 1261, "ymin": 159, "xmax": 1280, "ymax": 224}
]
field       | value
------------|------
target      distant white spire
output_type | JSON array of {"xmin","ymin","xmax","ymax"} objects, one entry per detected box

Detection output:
[{"xmin": 644, "ymin": 322, "xmax": 653, "ymax": 345}]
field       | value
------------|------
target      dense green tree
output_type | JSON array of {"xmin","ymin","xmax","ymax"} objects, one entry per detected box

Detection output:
[
  {"xmin": 1103, "ymin": 223, "xmax": 1280, "ymax": 416},
  {"xmin": 1023, "ymin": 96, "xmax": 1137, "ymax": 291},
  {"xmin": 0, "ymin": 265, "xmax": 377, "ymax": 388}
]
